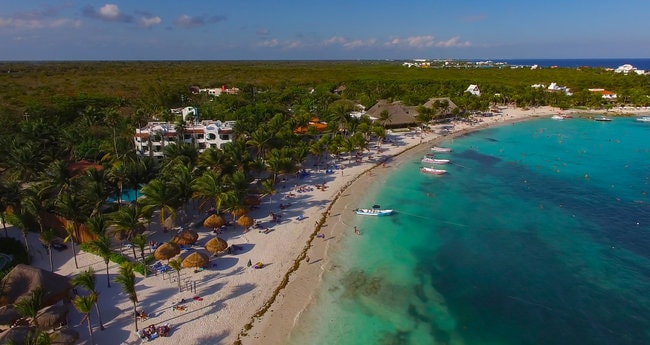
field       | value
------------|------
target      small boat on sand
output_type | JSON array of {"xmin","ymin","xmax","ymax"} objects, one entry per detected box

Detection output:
[
  {"xmin": 420, "ymin": 166, "xmax": 447, "ymax": 175},
  {"xmin": 354, "ymin": 208, "xmax": 394, "ymax": 216},
  {"xmin": 422, "ymin": 157, "xmax": 450, "ymax": 164},
  {"xmin": 431, "ymin": 146, "xmax": 452, "ymax": 153}
]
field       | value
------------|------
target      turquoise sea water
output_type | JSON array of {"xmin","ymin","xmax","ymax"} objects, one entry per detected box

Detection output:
[{"xmin": 288, "ymin": 117, "xmax": 650, "ymax": 345}]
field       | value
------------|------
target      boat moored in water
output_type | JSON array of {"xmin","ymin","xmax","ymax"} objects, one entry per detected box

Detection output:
[
  {"xmin": 422, "ymin": 157, "xmax": 450, "ymax": 164},
  {"xmin": 420, "ymin": 166, "xmax": 447, "ymax": 175},
  {"xmin": 354, "ymin": 208, "xmax": 394, "ymax": 216},
  {"xmin": 594, "ymin": 116, "xmax": 612, "ymax": 122},
  {"xmin": 635, "ymin": 116, "xmax": 650, "ymax": 122},
  {"xmin": 431, "ymin": 146, "xmax": 452, "ymax": 153}
]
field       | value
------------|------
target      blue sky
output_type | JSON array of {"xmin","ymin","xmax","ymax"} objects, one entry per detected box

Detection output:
[{"xmin": 1, "ymin": 1, "xmax": 649, "ymax": 61}]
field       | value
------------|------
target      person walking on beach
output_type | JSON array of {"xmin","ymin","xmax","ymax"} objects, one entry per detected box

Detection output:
[{"xmin": 354, "ymin": 226, "xmax": 361, "ymax": 235}]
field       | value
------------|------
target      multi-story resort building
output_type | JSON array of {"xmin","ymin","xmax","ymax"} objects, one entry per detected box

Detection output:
[{"xmin": 134, "ymin": 120, "xmax": 236, "ymax": 159}]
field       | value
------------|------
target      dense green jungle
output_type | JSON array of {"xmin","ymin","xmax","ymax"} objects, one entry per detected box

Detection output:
[{"xmin": 0, "ymin": 60, "xmax": 648, "ymax": 288}]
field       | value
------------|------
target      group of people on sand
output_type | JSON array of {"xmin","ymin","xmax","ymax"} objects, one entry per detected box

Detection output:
[{"xmin": 139, "ymin": 323, "xmax": 171, "ymax": 340}]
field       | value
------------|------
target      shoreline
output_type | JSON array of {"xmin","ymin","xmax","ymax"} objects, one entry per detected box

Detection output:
[
  {"xmin": 7, "ymin": 106, "xmax": 643, "ymax": 345},
  {"xmin": 236, "ymin": 106, "xmax": 571, "ymax": 344}
]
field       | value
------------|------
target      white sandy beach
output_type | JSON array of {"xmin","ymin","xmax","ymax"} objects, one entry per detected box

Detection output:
[{"xmin": 8, "ymin": 105, "xmax": 642, "ymax": 345}]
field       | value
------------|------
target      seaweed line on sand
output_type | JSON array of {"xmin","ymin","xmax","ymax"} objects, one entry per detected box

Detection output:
[{"xmin": 234, "ymin": 137, "xmax": 431, "ymax": 344}]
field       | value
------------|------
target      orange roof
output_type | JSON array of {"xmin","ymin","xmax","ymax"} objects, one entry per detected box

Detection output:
[
  {"xmin": 294, "ymin": 121, "xmax": 328, "ymax": 134},
  {"xmin": 68, "ymin": 160, "xmax": 103, "ymax": 175}
]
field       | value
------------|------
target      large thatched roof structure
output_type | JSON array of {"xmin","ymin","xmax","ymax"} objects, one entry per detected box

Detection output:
[
  {"xmin": 365, "ymin": 100, "xmax": 418, "ymax": 128},
  {"xmin": 421, "ymin": 97, "xmax": 458, "ymax": 114},
  {"xmin": 0, "ymin": 265, "xmax": 71, "ymax": 307}
]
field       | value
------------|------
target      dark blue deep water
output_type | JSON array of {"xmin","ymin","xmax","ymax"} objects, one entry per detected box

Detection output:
[{"xmin": 289, "ymin": 116, "xmax": 650, "ymax": 345}]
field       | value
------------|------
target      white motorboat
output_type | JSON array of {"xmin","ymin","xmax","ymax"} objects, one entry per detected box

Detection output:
[
  {"xmin": 422, "ymin": 157, "xmax": 450, "ymax": 164},
  {"xmin": 635, "ymin": 116, "xmax": 650, "ymax": 122},
  {"xmin": 420, "ymin": 166, "xmax": 447, "ymax": 175},
  {"xmin": 354, "ymin": 208, "xmax": 394, "ymax": 216},
  {"xmin": 431, "ymin": 146, "xmax": 452, "ymax": 153}
]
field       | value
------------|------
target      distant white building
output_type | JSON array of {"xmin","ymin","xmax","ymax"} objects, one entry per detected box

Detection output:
[
  {"xmin": 615, "ymin": 64, "xmax": 646, "ymax": 75},
  {"xmin": 134, "ymin": 120, "xmax": 236, "ymax": 159},
  {"xmin": 547, "ymin": 82, "xmax": 573, "ymax": 96},
  {"xmin": 465, "ymin": 84, "xmax": 481, "ymax": 96}
]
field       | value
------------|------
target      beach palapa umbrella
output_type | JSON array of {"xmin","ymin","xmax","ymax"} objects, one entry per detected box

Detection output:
[
  {"xmin": 35, "ymin": 304, "xmax": 68, "ymax": 330},
  {"xmin": 172, "ymin": 230, "xmax": 199, "ymax": 245},
  {"xmin": 181, "ymin": 251, "xmax": 209, "ymax": 268},
  {"xmin": 203, "ymin": 214, "xmax": 225, "ymax": 229},
  {"xmin": 231, "ymin": 207, "xmax": 247, "ymax": 219},
  {"xmin": 205, "ymin": 237, "xmax": 228, "ymax": 255},
  {"xmin": 0, "ymin": 304, "xmax": 20, "ymax": 326},
  {"xmin": 237, "ymin": 215, "xmax": 254, "ymax": 231},
  {"xmin": 52, "ymin": 328, "xmax": 80, "ymax": 345},
  {"xmin": 154, "ymin": 242, "xmax": 181, "ymax": 261},
  {"xmin": 0, "ymin": 326, "xmax": 32, "ymax": 344}
]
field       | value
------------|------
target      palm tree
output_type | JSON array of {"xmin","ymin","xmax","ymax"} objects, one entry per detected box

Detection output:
[
  {"xmin": 378, "ymin": 109, "xmax": 392, "ymax": 128},
  {"xmin": 80, "ymin": 167, "xmax": 112, "ymax": 217},
  {"xmin": 5, "ymin": 212, "xmax": 31, "ymax": 255},
  {"xmin": 9, "ymin": 328, "xmax": 52, "ymax": 345},
  {"xmin": 247, "ymin": 128, "xmax": 274, "ymax": 159},
  {"xmin": 85, "ymin": 233, "xmax": 114, "ymax": 288},
  {"xmin": 192, "ymin": 170, "xmax": 225, "ymax": 213},
  {"xmin": 39, "ymin": 160, "xmax": 75, "ymax": 198},
  {"xmin": 56, "ymin": 191, "xmax": 91, "ymax": 269},
  {"xmin": 131, "ymin": 234, "xmax": 148, "ymax": 278},
  {"xmin": 20, "ymin": 186, "xmax": 47, "ymax": 234},
  {"xmin": 39, "ymin": 230, "xmax": 56, "ymax": 272},
  {"xmin": 166, "ymin": 163, "xmax": 195, "ymax": 214},
  {"xmin": 167, "ymin": 258, "xmax": 183, "ymax": 292},
  {"xmin": 71, "ymin": 268, "xmax": 105, "ymax": 331},
  {"xmin": 342, "ymin": 137, "xmax": 356, "ymax": 166},
  {"xmin": 63, "ymin": 222, "xmax": 79, "ymax": 269},
  {"xmin": 0, "ymin": 176, "xmax": 21, "ymax": 237},
  {"xmin": 114, "ymin": 262, "xmax": 139, "ymax": 331},
  {"xmin": 261, "ymin": 179, "xmax": 276, "ymax": 205},
  {"xmin": 14, "ymin": 287, "xmax": 43, "ymax": 329},
  {"xmin": 108, "ymin": 205, "xmax": 146, "ymax": 255},
  {"xmin": 73, "ymin": 294, "xmax": 97, "ymax": 345},
  {"xmin": 139, "ymin": 178, "xmax": 180, "ymax": 228}
]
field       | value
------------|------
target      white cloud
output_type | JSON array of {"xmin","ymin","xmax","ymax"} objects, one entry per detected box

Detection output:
[
  {"xmin": 384, "ymin": 35, "xmax": 471, "ymax": 48},
  {"xmin": 323, "ymin": 36, "xmax": 347, "ymax": 45},
  {"xmin": 99, "ymin": 4, "xmax": 120, "ymax": 19},
  {"xmin": 139, "ymin": 16, "xmax": 161, "ymax": 27},
  {"xmin": 343, "ymin": 39, "xmax": 376, "ymax": 49},
  {"xmin": 0, "ymin": 17, "xmax": 81, "ymax": 30},
  {"xmin": 258, "ymin": 39, "xmax": 280, "ymax": 48},
  {"xmin": 322, "ymin": 36, "xmax": 376, "ymax": 49},
  {"xmin": 82, "ymin": 4, "xmax": 132, "ymax": 23}
]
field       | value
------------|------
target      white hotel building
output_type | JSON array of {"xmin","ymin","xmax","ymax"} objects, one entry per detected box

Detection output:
[{"xmin": 134, "ymin": 120, "xmax": 236, "ymax": 159}]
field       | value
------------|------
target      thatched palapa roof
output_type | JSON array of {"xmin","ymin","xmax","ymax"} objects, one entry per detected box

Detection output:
[
  {"xmin": 365, "ymin": 100, "xmax": 418, "ymax": 128},
  {"xmin": 154, "ymin": 242, "xmax": 181, "ymax": 261},
  {"xmin": 182, "ymin": 251, "xmax": 209, "ymax": 268},
  {"xmin": 0, "ymin": 265, "xmax": 71, "ymax": 307},
  {"xmin": 205, "ymin": 237, "xmax": 228, "ymax": 255}
]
